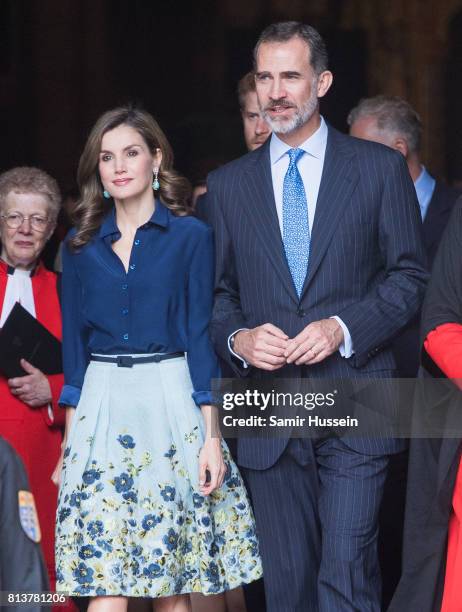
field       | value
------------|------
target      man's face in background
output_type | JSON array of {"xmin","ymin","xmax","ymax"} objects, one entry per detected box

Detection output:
[{"xmin": 241, "ymin": 90, "xmax": 271, "ymax": 151}]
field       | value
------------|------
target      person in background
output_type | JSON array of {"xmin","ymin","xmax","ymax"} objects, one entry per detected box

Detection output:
[
  {"xmin": 348, "ymin": 96, "xmax": 460, "ymax": 606},
  {"xmin": 348, "ymin": 95, "xmax": 459, "ymax": 269},
  {"xmin": 389, "ymin": 197, "xmax": 462, "ymax": 612},
  {"xmin": 0, "ymin": 167, "xmax": 69, "ymax": 607},
  {"xmin": 52, "ymin": 187, "xmax": 79, "ymax": 273},
  {"xmin": 0, "ymin": 436, "xmax": 50, "ymax": 611},
  {"xmin": 238, "ymin": 71, "xmax": 271, "ymax": 152},
  {"xmin": 192, "ymin": 74, "xmax": 271, "ymax": 218}
]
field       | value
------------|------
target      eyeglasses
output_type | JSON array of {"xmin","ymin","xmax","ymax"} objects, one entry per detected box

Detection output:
[{"xmin": 0, "ymin": 212, "xmax": 50, "ymax": 232}]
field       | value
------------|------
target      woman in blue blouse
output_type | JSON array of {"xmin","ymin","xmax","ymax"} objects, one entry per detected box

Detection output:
[{"xmin": 54, "ymin": 106, "xmax": 262, "ymax": 610}]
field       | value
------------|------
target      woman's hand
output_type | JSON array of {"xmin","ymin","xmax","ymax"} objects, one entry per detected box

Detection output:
[
  {"xmin": 198, "ymin": 404, "xmax": 226, "ymax": 495},
  {"xmin": 52, "ymin": 408, "xmax": 74, "ymax": 488},
  {"xmin": 198, "ymin": 436, "xmax": 226, "ymax": 496},
  {"xmin": 7, "ymin": 359, "xmax": 52, "ymax": 407},
  {"xmin": 51, "ymin": 447, "xmax": 65, "ymax": 487}
]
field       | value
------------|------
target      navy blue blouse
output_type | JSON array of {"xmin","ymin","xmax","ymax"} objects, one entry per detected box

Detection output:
[{"xmin": 59, "ymin": 200, "xmax": 220, "ymax": 408}]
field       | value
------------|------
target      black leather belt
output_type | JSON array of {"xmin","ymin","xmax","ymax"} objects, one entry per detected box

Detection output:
[{"xmin": 91, "ymin": 353, "xmax": 184, "ymax": 368}]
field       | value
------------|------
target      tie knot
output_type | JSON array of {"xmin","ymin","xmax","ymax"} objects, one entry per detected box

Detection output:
[{"xmin": 288, "ymin": 148, "xmax": 304, "ymax": 165}]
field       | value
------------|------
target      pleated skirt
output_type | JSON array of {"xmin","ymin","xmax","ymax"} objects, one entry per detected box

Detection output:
[{"xmin": 55, "ymin": 355, "xmax": 262, "ymax": 597}]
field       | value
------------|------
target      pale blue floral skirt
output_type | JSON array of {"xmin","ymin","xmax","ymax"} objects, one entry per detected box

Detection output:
[{"xmin": 55, "ymin": 356, "xmax": 262, "ymax": 597}]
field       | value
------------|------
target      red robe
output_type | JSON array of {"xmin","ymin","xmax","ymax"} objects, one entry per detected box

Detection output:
[{"xmin": 0, "ymin": 260, "xmax": 65, "ymax": 591}]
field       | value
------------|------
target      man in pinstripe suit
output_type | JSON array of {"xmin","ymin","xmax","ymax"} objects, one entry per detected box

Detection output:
[{"xmin": 198, "ymin": 21, "xmax": 428, "ymax": 612}]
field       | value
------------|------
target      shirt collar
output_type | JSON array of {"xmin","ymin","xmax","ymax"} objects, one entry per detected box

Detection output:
[
  {"xmin": 414, "ymin": 165, "xmax": 434, "ymax": 192},
  {"xmin": 98, "ymin": 199, "xmax": 170, "ymax": 238},
  {"xmin": 414, "ymin": 164, "xmax": 435, "ymax": 200},
  {"xmin": 0, "ymin": 258, "xmax": 38, "ymax": 277},
  {"xmin": 270, "ymin": 116, "xmax": 328, "ymax": 165}
]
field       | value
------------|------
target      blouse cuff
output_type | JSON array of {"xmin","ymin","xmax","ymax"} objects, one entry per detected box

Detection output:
[
  {"xmin": 192, "ymin": 390, "xmax": 215, "ymax": 407},
  {"xmin": 59, "ymin": 384, "xmax": 81, "ymax": 408}
]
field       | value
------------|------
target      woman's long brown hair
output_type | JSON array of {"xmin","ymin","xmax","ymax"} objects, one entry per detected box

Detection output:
[{"xmin": 70, "ymin": 105, "xmax": 192, "ymax": 250}]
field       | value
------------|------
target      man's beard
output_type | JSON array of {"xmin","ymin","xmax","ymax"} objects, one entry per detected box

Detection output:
[{"xmin": 261, "ymin": 81, "xmax": 319, "ymax": 135}]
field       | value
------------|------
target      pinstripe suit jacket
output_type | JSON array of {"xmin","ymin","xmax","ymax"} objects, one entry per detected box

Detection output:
[{"xmin": 200, "ymin": 126, "xmax": 428, "ymax": 469}]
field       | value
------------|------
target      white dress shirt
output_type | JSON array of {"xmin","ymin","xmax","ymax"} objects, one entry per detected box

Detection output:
[{"xmin": 229, "ymin": 116, "xmax": 353, "ymax": 366}]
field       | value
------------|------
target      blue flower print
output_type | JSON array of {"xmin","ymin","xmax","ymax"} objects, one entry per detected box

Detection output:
[
  {"xmin": 182, "ymin": 540, "xmax": 193, "ymax": 554},
  {"xmin": 193, "ymin": 493, "xmax": 204, "ymax": 508},
  {"xmin": 223, "ymin": 462, "xmax": 232, "ymax": 482},
  {"xmin": 205, "ymin": 561, "xmax": 220, "ymax": 585},
  {"xmin": 143, "ymin": 563, "xmax": 164, "ymax": 579},
  {"xmin": 87, "ymin": 521, "xmax": 104, "ymax": 538},
  {"xmin": 82, "ymin": 469, "xmax": 101, "ymax": 485},
  {"xmin": 79, "ymin": 545, "xmax": 102, "ymax": 560},
  {"xmin": 96, "ymin": 539, "xmax": 113, "ymax": 553},
  {"xmin": 132, "ymin": 545, "xmax": 142, "ymax": 557},
  {"xmin": 209, "ymin": 542, "xmax": 219, "ymax": 557},
  {"xmin": 142, "ymin": 514, "xmax": 162, "ymax": 531},
  {"xmin": 74, "ymin": 585, "xmax": 91, "ymax": 595},
  {"xmin": 226, "ymin": 476, "xmax": 240, "ymax": 489},
  {"xmin": 58, "ymin": 507, "xmax": 71, "ymax": 523},
  {"xmin": 164, "ymin": 446, "xmax": 176, "ymax": 458},
  {"xmin": 69, "ymin": 491, "xmax": 89, "ymax": 508},
  {"xmin": 73, "ymin": 563, "xmax": 94, "ymax": 585},
  {"xmin": 123, "ymin": 490, "xmax": 138, "ymax": 503},
  {"xmin": 95, "ymin": 588, "xmax": 106, "ymax": 596},
  {"xmin": 113, "ymin": 473, "xmax": 133, "ymax": 493},
  {"xmin": 63, "ymin": 447, "xmax": 70, "ymax": 459},
  {"xmin": 201, "ymin": 516, "xmax": 211, "ymax": 527},
  {"xmin": 131, "ymin": 559, "xmax": 140, "ymax": 576},
  {"xmin": 160, "ymin": 485, "xmax": 176, "ymax": 502},
  {"xmin": 163, "ymin": 528, "xmax": 178, "ymax": 552},
  {"xmin": 117, "ymin": 434, "xmax": 135, "ymax": 449}
]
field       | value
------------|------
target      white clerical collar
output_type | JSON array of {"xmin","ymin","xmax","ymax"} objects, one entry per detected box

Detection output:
[
  {"xmin": 270, "ymin": 115, "xmax": 328, "ymax": 165},
  {"xmin": 0, "ymin": 265, "xmax": 36, "ymax": 327}
]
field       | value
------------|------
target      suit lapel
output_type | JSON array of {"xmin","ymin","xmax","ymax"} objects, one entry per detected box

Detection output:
[
  {"xmin": 422, "ymin": 181, "xmax": 449, "ymax": 252},
  {"xmin": 240, "ymin": 141, "xmax": 299, "ymax": 304},
  {"xmin": 300, "ymin": 127, "xmax": 359, "ymax": 298}
]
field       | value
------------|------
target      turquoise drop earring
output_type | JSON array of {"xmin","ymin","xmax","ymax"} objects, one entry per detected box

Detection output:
[
  {"xmin": 152, "ymin": 169, "xmax": 160, "ymax": 191},
  {"xmin": 103, "ymin": 190, "xmax": 110, "ymax": 199}
]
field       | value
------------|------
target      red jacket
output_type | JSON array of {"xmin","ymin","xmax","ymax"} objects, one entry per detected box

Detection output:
[{"xmin": 0, "ymin": 260, "xmax": 64, "ymax": 589}]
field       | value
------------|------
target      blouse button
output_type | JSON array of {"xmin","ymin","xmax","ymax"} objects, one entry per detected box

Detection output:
[
  {"xmin": 134, "ymin": 239, "xmax": 140, "ymax": 246},
  {"xmin": 122, "ymin": 308, "xmax": 129, "ymax": 315},
  {"xmin": 122, "ymin": 283, "xmax": 128, "ymax": 290},
  {"xmin": 129, "ymin": 264, "xmax": 136, "ymax": 271},
  {"xmin": 123, "ymin": 333, "xmax": 129, "ymax": 341}
]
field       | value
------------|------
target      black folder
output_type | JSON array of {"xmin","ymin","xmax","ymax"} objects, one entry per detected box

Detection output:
[{"xmin": 0, "ymin": 302, "xmax": 62, "ymax": 378}]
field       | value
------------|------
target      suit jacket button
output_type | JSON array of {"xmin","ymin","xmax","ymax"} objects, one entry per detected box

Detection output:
[{"xmin": 297, "ymin": 308, "xmax": 305, "ymax": 317}]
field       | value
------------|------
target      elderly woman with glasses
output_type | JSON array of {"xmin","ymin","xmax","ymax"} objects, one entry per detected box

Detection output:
[{"xmin": 0, "ymin": 166, "xmax": 67, "ymax": 601}]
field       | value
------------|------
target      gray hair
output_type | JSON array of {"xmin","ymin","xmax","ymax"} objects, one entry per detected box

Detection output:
[
  {"xmin": 253, "ymin": 21, "xmax": 328, "ymax": 76},
  {"xmin": 0, "ymin": 166, "xmax": 61, "ymax": 219},
  {"xmin": 347, "ymin": 95, "xmax": 423, "ymax": 153}
]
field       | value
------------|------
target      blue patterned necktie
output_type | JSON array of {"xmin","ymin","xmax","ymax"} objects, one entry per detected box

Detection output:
[{"xmin": 282, "ymin": 148, "xmax": 310, "ymax": 297}]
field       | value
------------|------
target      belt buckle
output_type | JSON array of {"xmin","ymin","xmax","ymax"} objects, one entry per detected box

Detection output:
[{"xmin": 117, "ymin": 355, "xmax": 134, "ymax": 368}]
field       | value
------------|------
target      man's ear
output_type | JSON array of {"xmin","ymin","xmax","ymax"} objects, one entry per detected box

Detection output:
[
  {"xmin": 317, "ymin": 71, "xmax": 333, "ymax": 98},
  {"xmin": 393, "ymin": 138, "xmax": 409, "ymax": 158}
]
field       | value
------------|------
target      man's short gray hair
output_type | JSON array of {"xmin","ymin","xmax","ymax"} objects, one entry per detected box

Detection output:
[
  {"xmin": 253, "ymin": 21, "xmax": 328, "ymax": 76},
  {"xmin": 347, "ymin": 95, "xmax": 423, "ymax": 153}
]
